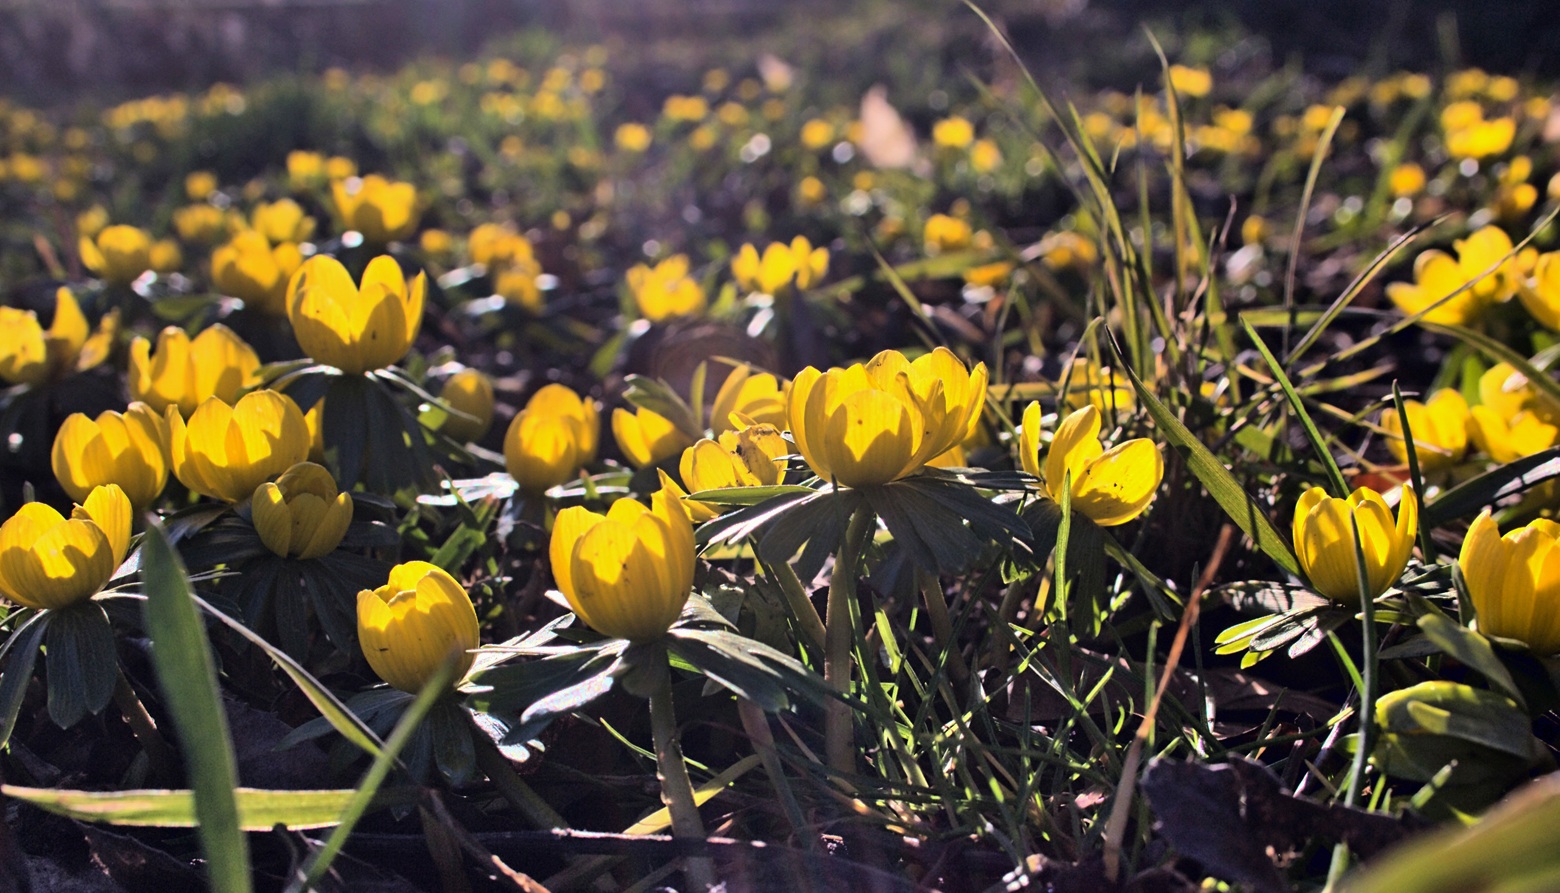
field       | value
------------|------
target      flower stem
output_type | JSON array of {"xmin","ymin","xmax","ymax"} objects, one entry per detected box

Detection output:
[
  {"xmin": 764, "ymin": 555, "xmax": 827, "ymax": 654},
  {"xmin": 825, "ymin": 505, "xmax": 873, "ymax": 779},
  {"xmin": 471, "ymin": 729, "xmax": 571, "ymax": 830},
  {"xmin": 649, "ymin": 664, "xmax": 714, "ymax": 891},
  {"xmin": 918, "ymin": 568, "xmax": 969, "ymax": 685},
  {"xmin": 113, "ymin": 668, "xmax": 177, "ymax": 784}
]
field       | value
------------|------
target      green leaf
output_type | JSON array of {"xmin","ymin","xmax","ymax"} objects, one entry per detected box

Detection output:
[
  {"xmin": 0, "ymin": 612, "xmax": 50, "ymax": 749},
  {"xmin": 622, "ymin": 374, "xmax": 702, "ymax": 440},
  {"xmin": 1417, "ymin": 612, "xmax": 1527, "ymax": 707},
  {"xmin": 44, "ymin": 601, "xmax": 117, "ymax": 728},
  {"xmin": 668, "ymin": 627, "xmax": 839, "ymax": 714},
  {"xmin": 0, "ymin": 785, "xmax": 385, "ymax": 830},
  {"xmin": 1340, "ymin": 774, "xmax": 1560, "ymax": 893},
  {"xmin": 685, "ymin": 485, "xmax": 818, "ymax": 506},
  {"xmin": 140, "ymin": 521, "xmax": 251, "ymax": 893},
  {"xmin": 1423, "ymin": 448, "xmax": 1560, "ymax": 527},
  {"xmin": 1214, "ymin": 582, "xmax": 1331, "ymax": 616},
  {"xmin": 1107, "ymin": 331, "xmax": 1300, "ymax": 575},
  {"xmin": 464, "ymin": 643, "xmax": 623, "ymax": 716},
  {"xmin": 188, "ymin": 590, "xmax": 385, "ymax": 759}
]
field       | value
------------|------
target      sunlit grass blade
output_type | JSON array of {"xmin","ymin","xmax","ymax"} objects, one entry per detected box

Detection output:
[
  {"xmin": 1241, "ymin": 315, "xmax": 1349, "ymax": 497},
  {"xmin": 140, "ymin": 520, "xmax": 251, "ymax": 893}
]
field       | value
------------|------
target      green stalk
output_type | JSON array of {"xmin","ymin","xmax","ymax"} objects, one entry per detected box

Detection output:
[
  {"xmin": 763, "ymin": 555, "xmax": 827, "ymax": 654},
  {"xmin": 112, "ymin": 668, "xmax": 177, "ymax": 784},
  {"xmin": 471, "ymin": 728, "xmax": 571, "ymax": 830},
  {"xmin": 648, "ymin": 657, "xmax": 714, "ymax": 891},
  {"xmin": 1327, "ymin": 513, "xmax": 1381, "ymax": 888},
  {"xmin": 825, "ymin": 505, "xmax": 873, "ymax": 778},
  {"xmin": 917, "ymin": 568, "xmax": 969, "ymax": 685}
]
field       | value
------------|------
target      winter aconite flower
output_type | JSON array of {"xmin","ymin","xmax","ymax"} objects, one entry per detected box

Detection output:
[
  {"xmin": 211, "ymin": 230, "xmax": 304, "ymax": 315},
  {"xmin": 168, "ymin": 390, "xmax": 311, "ymax": 503},
  {"xmin": 357, "ymin": 562, "xmax": 479, "ymax": 693},
  {"xmin": 1459, "ymin": 511, "xmax": 1560, "ymax": 655},
  {"xmin": 52, "ymin": 403, "xmax": 169, "ymax": 511},
  {"xmin": 709, "ymin": 364, "xmax": 787, "ymax": 433},
  {"xmin": 0, "ymin": 485, "xmax": 131, "ymax": 611},
  {"xmin": 730, "ymin": 237, "xmax": 829, "ymax": 294},
  {"xmin": 1380, "ymin": 389, "xmax": 1470, "ymax": 472},
  {"xmin": 1518, "ymin": 251, "xmax": 1560, "ymax": 331},
  {"xmin": 613, "ymin": 405, "xmax": 695, "ymax": 469},
  {"xmin": 79, "ymin": 224, "xmax": 152, "ymax": 285},
  {"xmin": 1468, "ymin": 363, "xmax": 1560, "ymax": 463},
  {"xmin": 504, "ymin": 384, "xmax": 600, "ymax": 493},
  {"xmin": 439, "ymin": 369, "xmax": 495, "ymax": 443},
  {"xmin": 286, "ymin": 255, "xmax": 427, "ymax": 374},
  {"xmin": 788, "ymin": 347, "xmax": 987, "ymax": 489},
  {"xmin": 677, "ymin": 425, "xmax": 789, "ymax": 520},
  {"xmin": 129, "ymin": 324, "xmax": 262, "ymax": 417},
  {"xmin": 0, "ymin": 287, "xmax": 117, "ymax": 386},
  {"xmin": 550, "ymin": 484, "xmax": 695, "ymax": 641},
  {"xmin": 1021, "ymin": 403, "xmax": 1163, "ymax": 526},
  {"xmin": 1386, "ymin": 226, "xmax": 1531, "ymax": 325},
  {"xmin": 332, "ymin": 174, "xmax": 419, "ymax": 245},
  {"xmin": 627, "ymin": 255, "xmax": 705, "ymax": 321},
  {"xmin": 252, "ymin": 462, "xmax": 353, "ymax": 560},
  {"xmin": 1292, "ymin": 486, "xmax": 1418, "ymax": 604}
]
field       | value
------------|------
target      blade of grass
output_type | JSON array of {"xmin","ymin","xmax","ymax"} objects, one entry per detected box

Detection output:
[
  {"xmin": 1391, "ymin": 382, "xmax": 1435, "ymax": 562},
  {"xmin": 286, "ymin": 651, "xmax": 462, "ymax": 893},
  {"xmin": 139, "ymin": 520, "xmax": 251, "ymax": 893},
  {"xmin": 1105, "ymin": 330, "xmax": 1300, "ymax": 575},
  {"xmin": 1241, "ymin": 316, "xmax": 1350, "ymax": 497},
  {"xmin": 1421, "ymin": 321, "xmax": 1560, "ymax": 409},
  {"xmin": 1282, "ymin": 105, "xmax": 1345, "ymax": 357},
  {"xmin": 1286, "ymin": 223, "xmax": 1430, "ymax": 363}
]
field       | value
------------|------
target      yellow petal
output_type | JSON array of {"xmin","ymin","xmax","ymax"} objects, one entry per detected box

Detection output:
[
  {"xmin": 1019, "ymin": 401, "xmax": 1044, "ymax": 478},
  {"xmin": 78, "ymin": 484, "xmax": 131, "ymax": 568},
  {"xmin": 822, "ymin": 388, "xmax": 914, "ymax": 488},
  {"xmin": 252, "ymin": 482, "xmax": 294, "ymax": 557},
  {"xmin": 550, "ymin": 506, "xmax": 606, "ymax": 604},
  {"xmin": 1071, "ymin": 438, "xmax": 1163, "ymax": 526}
]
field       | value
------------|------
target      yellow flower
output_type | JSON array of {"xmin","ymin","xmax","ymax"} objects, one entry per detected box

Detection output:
[
  {"xmin": 1519, "ymin": 251, "xmax": 1560, "ymax": 331},
  {"xmin": 285, "ymin": 255, "xmax": 426, "ymax": 374},
  {"xmin": 76, "ymin": 205, "xmax": 109, "ymax": 239},
  {"xmin": 1468, "ymin": 363, "xmax": 1560, "ymax": 462},
  {"xmin": 0, "ymin": 485, "xmax": 130, "ymax": 611},
  {"xmin": 287, "ymin": 150, "xmax": 326, "ymax": 190},
  {"xmin": 504, "ymin": 384, "xmax": 600, "ymax": 493},
  {"xmin": 80, "ymin": 225, "xmax": 152, "ymax": 285},
  {"xmin": 1059, "ymin": 357, "xmax": 1134, "ymax": 413},
  {"xmin": 614, "ymin": 123, "xmax": 652, "ymax": 153},
  {"xmin": 800, "ymin": 118, "xmax": 835, "ymax": 149},
  {"xmin": 1380, "ymin": 389, "xmax": 1469, "ymax": 472},
  {"xmin": 439, "ymin": 369, "xmax": 495, "ymax": 443},
  {"xmin": 788, "ymin": 347, "xmax": 987, "ymax": 489},
  {"xmin": 0, "ymin": 287, "xmax": 116, "ymax": 386},
  {"xmin": 1039, "ymin": 231, "xmax": 1099, "ymax": 272},
  {"xmin": 419, "ymin": 229, "xmax": 453, "ymax": 257},
  {"xmin": 730, "ymin": 239, "xmax": 824, "ymax": 294},
  {"xmin": 129, "ymin": 323, "xmax": 262, "ymax": 418},
  {"xmin": 1385, "ymin": 226, "xmax": 1530, "ymax": 326},
  {"xmin": 964, "ymin": 261, "xmax": 1014, "ymax": 288},
  {"xmin": 613, "ymin": 405, "xmax": 694, "ymax": 469},
  {"xmin": 1390, "ymin": 163, "xmax": 1427, "ymax": 198},
  {"xmin": 52, "ymin": 403, "xmax": 169, "ymax": 511},
  {"xmin": 710, "ymin": 364, "xmax": 787, "ymax": 433},
  {"xmin": 1469, "ymin": 408, "xmax": 1558, "ymax": 463},
  {"xmin": 150, "ymin": 239, "xmax": 182, "ymax": 273},
  {"xmin": 932, "ymin": 116, "xmax": 975, "ymax": 149},
  {"xmin": 251, "ymin": 198, "xmax": 315, "ymax": 244},
  {"xmin": 680, "ymin": 425, "xmax": 787, "ymax": 489},
  {"xmin": 1459, "ymin": 511, "xmax": 1560, "ymax": 655},
  {"xmin": 167, "ymin": 390, "xmax": 311, "ymax": 503},
  {"xmin": 970, "ymin": 139, "xmax": 1003, "ymax": 173},
  {"xmin": 356, "ymin": 561, "xmax": 479, "ymax": 693},
  {"xmin": 627, "ymin": 255, "xmax": 705, "ymax": 321},
  {"xmin": 924, "ymin": 214, "xmax": 972, "ymax": 254},
  {"xmin": 252, "ymin": 462, "xmax": 353, "ymax": 560},
  {"xmin": 1446, "ymin": 116, "xmax": 1515, "ymax": 161},
  {"xmin": 1167, "ymin": 64, "xmax": 1212, "ymax": 98},
  {"xmin": 212, "ymin": 231, "xmax": 304, "ymax": 315},
  {"xmin": 550, "ymin": 483, "xmax": 694, "ymax": 641},
  {"xmin": 1291, "ymin": 485, "xmax": 1418, "ymax": 604},
  {"xmin": 185, "ymin": 171, "xmax": 218, "ymax": 200},
  {"xmin": 1021, "ymin": 403, "xmax": 1162, "ymax": 526},
  {"xmin": 331, "ymin": 174, "xmax": 419, "ymax": 244},
  {"xmin": 326, "ymin": 156, "xmax": 357, "ymax": 180}
]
